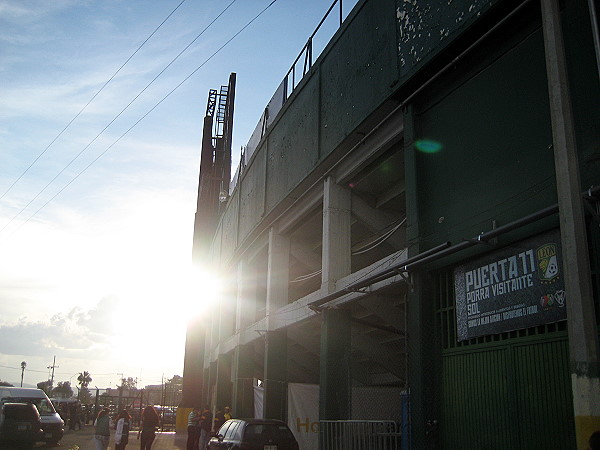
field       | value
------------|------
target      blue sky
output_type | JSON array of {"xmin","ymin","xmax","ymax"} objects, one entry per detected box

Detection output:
[{"xmin": 0, "ymin": 0, "xmax": 357, "ymax": 389}]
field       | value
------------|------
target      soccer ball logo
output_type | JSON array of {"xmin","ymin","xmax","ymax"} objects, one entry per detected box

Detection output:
[{"xmin": 537, "ymin": 243, "xmax": 559, "ymax": 282}]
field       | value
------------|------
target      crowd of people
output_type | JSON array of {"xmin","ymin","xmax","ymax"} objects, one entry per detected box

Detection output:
[
  {"xmin": 56, "ymin": 401, "xmax": 94, "ymax": 430},
  {"xmin": 93, "ymin": 405, "xmax": 159, "ymax": 450},
  {"xmin": 186, "ymin": 405, "xmax": 233, "ymax": 450},
  {"xmin": 57, "ymin": 401, "xmax": 237, "ymax": 450}
]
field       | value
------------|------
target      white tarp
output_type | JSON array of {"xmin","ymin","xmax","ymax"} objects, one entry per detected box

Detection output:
[
  {"xmin": 287, "ymin": 383, "xmax": 319, "ymax": 450},
  {"xmin": 253, "ymin": 385, "xmax": 263, "ymax": 418}
]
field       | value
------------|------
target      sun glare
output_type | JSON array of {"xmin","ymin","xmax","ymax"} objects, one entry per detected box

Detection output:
[{"xmin": 108, "ymin": 263, "xmax": 222, "ymax": 365}]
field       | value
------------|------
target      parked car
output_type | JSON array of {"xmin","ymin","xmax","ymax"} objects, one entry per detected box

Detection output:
[
  {"xmin": 0, "ymin": 402, "xmax": 44, "ymax": 448},
  {"xmin": 207, "ymin": 418, "xmax": 299, "ymax": 450},
  {"xmin": 0, "ymin": 387, "xmax": 64, "ymax": 445}
]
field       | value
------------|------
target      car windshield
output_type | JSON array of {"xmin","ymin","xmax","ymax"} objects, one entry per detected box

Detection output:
[
  {"xmin": 4, "ymin": 397, "xmax": 56, "ymax": 415},
  {"xmin": 4, "ymin": 404, "xmax": 38, "ymax": 421},
  {"xmin": 244, "ymin": 423, "xmax": 295, "ymax": 442}
]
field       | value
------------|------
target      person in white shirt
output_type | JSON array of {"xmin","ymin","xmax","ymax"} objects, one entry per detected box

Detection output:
[{"xmin": 114, "ymin": 409, "xmax": 131, "ymax": 450}]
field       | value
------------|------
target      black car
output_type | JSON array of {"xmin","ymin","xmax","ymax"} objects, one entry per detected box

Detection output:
[
  {"xmin": 0, "ymin": 402, "xmax": 44, "ymax": 448},
  {"xmin": 207, "ymin": 418, "xmax": 299, "ymax": 450}
]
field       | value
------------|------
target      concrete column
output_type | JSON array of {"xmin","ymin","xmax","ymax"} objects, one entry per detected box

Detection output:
[
  {"xmin": 403, "ymin": 104, "xmax": 437, "ymax": 448},
  {"xmin": 319, "ymin": 309, "xmax": 351, "ymax": 422},
  {"xmin": 406, "ymin": 272, "xmax": 439, "ymax": 449},
  {"xmin": 214, "ymin": 354, "xmax": 232, "ymax": 426},
  {"xmin": 201, "ymin": 311, "xmax": 216, "ymax": 408},
  {"xmin": 219, "ymin": 273, "xmax": 236, "ymax": 341},
  {"xmin": 236, "ymin": 260, "xmax": 257, "ymax": 332},
  {"xmin": 263, "ymin": 330, "xmax": 287, "ymax": 420},
  {"xmin": 232, "ymin": 343, "xmax": 255, "ymax": 418},
  {"xmin": 321, "ymin": 176, "xmax": 352, "ymax": 293},
  {"xmin": 207, "ymin": 362, "xmax": 217, "ymax": 410},
  {"xmin": 266, "ymin": 227, "xmax": 290, "ymax": 322},
  {"xmin": 262, "ymin": 227, "xmax": 290, "ymax": 420},
  {"xmin": 181, "ymin": 316, "xmax": 205, "ymax": 408},
  {"xmin": 541, "ymin": 0, "xmax": 600, "ymax": 446}
]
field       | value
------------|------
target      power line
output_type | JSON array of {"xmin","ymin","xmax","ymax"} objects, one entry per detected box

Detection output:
[
  {"xmin": 0, "ymin": 0, "xmax": 189, "ymax": 202},
  {"xmin": 0, "ymin": 0, "xmax": 239, "ymax": 237},
  {"xmin": 3, "ymin": 0, "xmax": 278, "ymax": 238}
]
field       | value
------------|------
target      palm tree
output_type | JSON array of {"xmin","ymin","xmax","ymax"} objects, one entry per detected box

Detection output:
[
  {"xmin": 76, "ymin": 371, "xmax": 92, "ymax": 401},
  {"xmin": 20, "ymin": 361, "xmax": 26, "ymax": 387}
]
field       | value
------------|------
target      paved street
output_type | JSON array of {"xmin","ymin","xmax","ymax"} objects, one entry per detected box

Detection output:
[{"xmin": 30, "ymin": 424, "xmax": 187, "ymax": 450}]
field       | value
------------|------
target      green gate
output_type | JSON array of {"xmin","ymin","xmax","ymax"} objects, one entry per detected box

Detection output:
[{"xmin": 435, "ymin": 271, "xmax": 576, "ymax": 450}]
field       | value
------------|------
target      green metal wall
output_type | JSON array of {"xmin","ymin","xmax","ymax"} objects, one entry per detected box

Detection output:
[
  {"xmin": 560, "ymin": 0, "xmax": 600, "ymax": 187},
  {"xmin": 413, "ymin": 1, "xmax": 598, "ymax": 448},
  {"xmin": 412, "ymin": 0, "xmax": 599, "ymax": 254},
  {"xmin": 441, "ymin": 337, "xmax": 575, "ymax": 449},
  {"xmin": 414, "ymin": 23, "xmax": 556, "ymax": 251}
]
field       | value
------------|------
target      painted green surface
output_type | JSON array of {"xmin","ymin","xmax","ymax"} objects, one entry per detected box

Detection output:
[
  {"xmin": 319, "ymin": 0, "xmax": 398, "ymax": 158},
  {"xmin": 442, "ymin": 347, "xmax": 515, "ymax": 449},
  {"xmin": 415, "ymin": 26, "xmax": 556, "ymax": 249},
  {"xmin": 319, "ymin": 309, "xmax": 351, "ymax": 421},
  {"xmin": 560, "ymin": 0, "xmax": 600, "ymax": 187},
  {"xmin": 232, "ymin": 344, "xmax": 256, "ymax": 419},
  {"xmin": 263, "ymin": 330, "xmax": 288, "ymax": 421},
  {"xmin": 220, "ymin": 189, "xmax": 239, "ymax": 262},
  {"xmin": 441, "ymin": 337, "xmax": 575, "ymax": 449},
  {"xmin": 237, "ymin": 141, "xmax": 266, "ymax": 242},
  {"xmin": 266, "ymin": 72, "xmax": 320, "ymax": 213},
  {"xmin": 513, "ymin": 339, "xmax": 575, "ymax": 449},
  {"xmin": 396, "ymin": 0, "xmax": 498, "ymax": 83},
  {"xmin": 216, "ymin": 0, "xmax": 400, "ymax": 256}
]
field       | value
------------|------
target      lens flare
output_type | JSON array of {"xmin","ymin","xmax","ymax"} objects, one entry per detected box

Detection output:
[{"xmin": 415, "ymin": 139, "xmax": 442, "ymax": 153}]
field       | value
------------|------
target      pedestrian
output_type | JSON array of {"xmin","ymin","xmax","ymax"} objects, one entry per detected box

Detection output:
[
  {"xmin": 589, "ymin": 431, "xmax": 600, "ymax": 450},
  {"xmin": 186, "ymin": 406, "xmax": 200, "ymax": 450},
  {"xmin": 68, "ymin": 402, "xmax": 77, "ymax": 430},
  {"xmin": 70, "ymin": 402, "xmax": 82, "ymax": 430},
  {"xmin": 93, "ymin": 408, "xmax": 111, "ymax": 450},
  {"xmin": 198, "ymin": 405, "xmax": 212, "ymax": 450},
  {"xmin": 138, "ymin": 405, "xmax": 160, "ymax": 450},
  {"xmin": 213, "ymin": 407, "xmax": 225, "ymax": 431},
  {"xmin": 223, "ymin": 406, "xmax": 232, "ymax": 421},
  {"xmin": 114, "ymin": 409, "xmax": 131, "ymax": 450}
]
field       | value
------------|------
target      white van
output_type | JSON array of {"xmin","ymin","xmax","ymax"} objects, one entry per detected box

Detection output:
[{"xmin": 0, "ymin": 387, "xmax": 64, "ymax": 445}]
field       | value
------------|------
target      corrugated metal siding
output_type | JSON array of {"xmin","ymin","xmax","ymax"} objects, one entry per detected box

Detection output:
[
  {"xmin": 436, "ymin": 270, "xmax": 576, "ymax": 450},
  {"xmin": 442, "ymin": 348, "xmax": 515, "ymax": 449},
  {"xmin": 513, "ymin": 339, "xmax": 575, "ymax": 449}
]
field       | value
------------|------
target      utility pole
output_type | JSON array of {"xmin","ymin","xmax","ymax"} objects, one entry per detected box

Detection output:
[
  {"xmin": 20, "ymin": 361, "xmax": 26, "ymax": 387},
  {"xmin": 47, "ymin": 356, "xmax": 58, "ymax": 391},
  {"xmin": 117, "ymin": 373, "xmax": 124, "ymax": 411},
  {"xmin": 540, "ymin": 0, "xmax": 600, "ymax": 447}
]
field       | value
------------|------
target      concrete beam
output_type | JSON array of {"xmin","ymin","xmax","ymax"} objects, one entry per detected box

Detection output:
[
  {"xmin": 290, "ymin": 240, "xmax": 321, "ymax": 271},
  {"xmin": 322, "ymin": 176, "xmax": 351, "ymax": 293},
  {"xmin": 352, "ymin": 193, "xmax": 404, "ymax": 249}
]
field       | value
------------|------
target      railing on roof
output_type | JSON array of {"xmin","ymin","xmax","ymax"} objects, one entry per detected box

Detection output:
[
  {"xmin": 230, "ymin": 0, "xmax": 350, "ymax": 193},
  {"xmin": 283, "ymin": 0, "xmax": 345, "ymax": 100}
]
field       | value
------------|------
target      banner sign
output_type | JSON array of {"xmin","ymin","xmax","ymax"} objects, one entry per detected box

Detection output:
[
  {"xmin": 288, "ymin": 383, "xmax": 319, "ymax": 450},
  {"xmin": 454, "ymin": 229, "xmax": 566, "ymax": 341}
]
